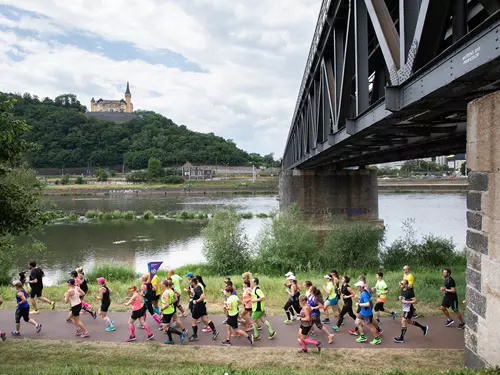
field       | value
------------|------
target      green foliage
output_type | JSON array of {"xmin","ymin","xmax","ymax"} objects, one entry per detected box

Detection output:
[
  {"xmin": 401, "ymin": 159, "xmax": 451, "ymax": 173},
  {"xmin": 143, "ymin": 210, "xmax": 155, "ymax": 220},
  {"xmin": 86, "ymin": 264, "xmax": 138, "ymax": 283},
  {"xmin": 75, "ymin": 176, "xmax": 84, "ymax": 184},
  {"xmin": 202, "ymin": 207, "xmax": 250, "ymax": 275},
  {"xmin": 94, "ymin": 168, "xmax": 108, "ymax": 182},
  {"xmin": 322, "ymin": 221, "xmax": 385, "ymax": 270},
  {"xmin": 239, "ymin": 212, "xmax": 253, "ymax": 219},
  {"xmin": 68, "ymin": 212, "xmax": 79, "ymax": 221},
  {"xmin": 147, "ymin": 156, "xmax": 164, "ymax": 178},
  {"xmin": 160, "ymin": 175, "xmax": 184, "ymax": 184},
  {"xmin": 102, "ymin": 212, "xmax": 113, "ymax": 220},
  {"xmin": 61, "ymin": 174, "xmax": 70, "ymax": 185},
  {"xmin": 123, "ymin": 211, "xmax": 136, "ymax": 220},
  {"xmin": 256, "ymin": 213, "xmax": 269, "ymax": 218},
  {"xmin": 84, "ymin": 210, "xmax": 99, "ymax": 219},
  {"xmin": 97, "ymin": 211, "xmax": 104, "ymax": 219},
  {"xmin": 126, "ymin": 171, "xmax": 148, "ymax": 182}
]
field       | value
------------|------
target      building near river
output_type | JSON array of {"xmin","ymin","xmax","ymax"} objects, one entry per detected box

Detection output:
[
  {"xmin": 89, "ymin": 82, "xmax": 133, "ymax": 113},
  {"xmin": 182, "ymin": 162, "xmax": 213, "ymax": 180}
]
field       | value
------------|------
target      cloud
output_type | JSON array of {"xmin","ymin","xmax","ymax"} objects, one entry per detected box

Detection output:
[{"xmin": 0, "ymin": 1, "xmax": 321, "ymax": 156}]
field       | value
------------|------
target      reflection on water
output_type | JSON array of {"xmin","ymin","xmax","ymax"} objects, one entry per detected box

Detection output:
[{"xmin": 24, "ymin": 194, "xmax": 465, "ymax": 285}]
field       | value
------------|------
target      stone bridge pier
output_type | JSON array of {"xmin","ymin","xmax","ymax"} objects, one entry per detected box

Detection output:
[
  {"xmin": 279, "ymin": 167, "xmax": 379, "ymax": 221},
  {"xmin": 465, "ymin": 91, "xmax": 500, "ymax": 368}
]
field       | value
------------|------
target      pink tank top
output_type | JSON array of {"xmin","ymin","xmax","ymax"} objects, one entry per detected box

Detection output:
[{"xmin": 131, "ymin": 293, "xmax": 143, "ymax": 311}]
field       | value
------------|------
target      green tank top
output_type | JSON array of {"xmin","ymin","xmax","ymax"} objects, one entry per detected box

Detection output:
[
  {"xmin": 161, "ymin": 290, "xmax": 175, "ymax": 315},
  {"xmin": 227, "ymin": 295, "xmax": 239, "ymax": 316},
  {"xmin": 251, "ymin": 286, "xmax": 265, "ymax": 312}
]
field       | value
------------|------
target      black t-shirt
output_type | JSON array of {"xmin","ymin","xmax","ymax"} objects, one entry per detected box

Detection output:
[
  {"xmin": 193, "ymin": 285, "xmax": 203, "ymax": 301},
  {"xmin": 29, "ymin": 267, "xmax": 44, "ymax": 289},
  {"xmin": 444, "ymin": 277, "xmax": 456, "ymax": 296},
  {"xmin": 400, "ymin": 287, "xmax": 415, "ymax": 301}
]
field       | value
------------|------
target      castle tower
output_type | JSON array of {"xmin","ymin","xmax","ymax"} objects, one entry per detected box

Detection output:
[
  {"xmin": 125, "ymin": 82, "xmax": 133, "ymax": 113},
  {"xmin": 90, "ymin": 97, "xmax": 95, "ymax": 112}
]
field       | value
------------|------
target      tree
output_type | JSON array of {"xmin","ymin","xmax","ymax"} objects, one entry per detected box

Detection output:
[
  {"xmin": 147, "ymin": 156, "xmax": 164, "ymax": 178},
  {"xmin": 94, "ymin": 169, "xmax": 108, "ymax": 182}
]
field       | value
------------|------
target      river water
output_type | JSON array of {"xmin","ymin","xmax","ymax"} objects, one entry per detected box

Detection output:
[{"xmin": 24, "ymin": 193, "xmax": 465, "ymax": 285}]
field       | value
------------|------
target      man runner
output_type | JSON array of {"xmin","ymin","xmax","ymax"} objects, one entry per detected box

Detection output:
[
  {"xmin": 393, "ymin": 279, "xmax": 428, "ymax": 343},
  {"xmin": 250, "ymin": 278, "xmax": 276, "ymax": 341},
  {"xmin": 440, "ymin": 268, "xmax": 465, "ymax": 329},
  {"xmin": 373, "ymin": 272, "xmax": 397, "ymax": 323},
  {"xmin": 168, "ymin": 269, "xmax": 187, "ymax": 317},
  {"xmin": 27, "ymin": 261, "xmax": 55, "ymax": 313},
  {"xmin": 403, "ymin": 265, "xmax": 417, "ymax": 318},
  {"xmin": 354, "ymin": 280, "xmax": 381, "ymax": 345}
]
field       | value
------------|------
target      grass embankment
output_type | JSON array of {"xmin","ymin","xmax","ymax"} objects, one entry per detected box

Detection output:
[
  {"xmin": 0, "ymin": 264, "xmax": 465, "ymax": 316},
  {"xmin": 0, "ymin": 340, "xmax": 468, "ymax": 375}
]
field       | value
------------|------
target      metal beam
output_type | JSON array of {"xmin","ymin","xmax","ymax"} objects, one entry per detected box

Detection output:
[
  {"xmin": 364, "ymin": 0, "xmax": 400, "ymax": 84},
  {"xmin": 479, "ymin": 0, "xmax": 500, "ymax": 15},
  {"xmin": 333, "ymin": 26, "xmax": 345, "ymax": 132},
  {"xmin": 399, "ymin": 0, "xmax": 421, "ymax": 66},
  {"xmin": 453, "ymin": 0, "xmax": 468, "ymax": 42},
  {"xmin": 355, "ymin": 0, "xmax": 370, "ymax": 115}
]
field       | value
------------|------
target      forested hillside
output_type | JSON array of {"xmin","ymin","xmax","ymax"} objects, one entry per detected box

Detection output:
[{"xmin": 0, "ymin": 92, "xmax": 278, "ymax": 169}]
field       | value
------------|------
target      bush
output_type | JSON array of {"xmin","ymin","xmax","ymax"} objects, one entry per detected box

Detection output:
[
  {"xmin": 126, "ymin": 171, "xmax": 149, "ymax": 183},
  {"xmin": 123, "ymin": 211, "xmax": 136, "ymax": 220},
  {"xmin": 160, "ymin": 176, "xmax": 184, "ymax": 184},
  {"xmin": 194, "ymin": 212, "xmax": 208, "ymax": 219},
  {"xmin": 68, "ymin": 212, "xmax": 79, "ymax": 221},
  {"xmin": 102, "ymin": 212, "xmax": 113, "ymax": 220},
  {"xmin": 202, "ymin": 207, "xmax": 250, "ymax": 275},
  {"xmin": 61, "ymin": 174, "xmax": 70, "ymax": 185},
  {"xmin": 143, "ymin": 210, "xmax": 155, "ymax": 220},
  {"xmin": 322, "ymin": 221, "xmax": 385, "ymax": 270},
  {"xmin": 86, "ymin": 264, "xmax": 138, "ymax": 283},
  {"xmin": 111, "ymin": 210, "xmax": 122, "ymax": 220},
  {"xmin": 95, "ymin": 169, "xmax": 108, "ymax": 182},
  {"xmin": 256, "ymin": 213, "xmax": 268, "ymax": 218},
  {"xmin": 75, "ymin": 176, "xmax": 84, "ymax": 184},
  {"xmin": 97, "ymin": 211, "xmax": 104, "ymax": 220},
  {"xmin": 240, "ymin": 212, "xmax": 253, "ymax": 219},
  {"xmin": 84, "ymin": 210, "xmax": 98, "ymax": 219}
]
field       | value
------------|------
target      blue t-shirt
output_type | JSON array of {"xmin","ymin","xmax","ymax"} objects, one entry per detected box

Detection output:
[
  {"xmin": 16, "ymin": 289, "xmax": 29, "ymax": 310},
  {"xmin": 359, "ymin": 290, "xmax": 372, "ymax": 317}
]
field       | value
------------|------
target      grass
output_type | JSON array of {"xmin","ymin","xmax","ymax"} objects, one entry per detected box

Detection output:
[
  {"xmin": 0, "ymin": 264, "xmax": 466, "ymax": 316},
  {"xmin": 0, "ymin": 340, "xmax": 467, "ymax": 375}
]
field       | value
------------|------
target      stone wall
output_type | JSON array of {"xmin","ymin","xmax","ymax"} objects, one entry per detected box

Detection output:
[{"xmin": 464, "ymin": 91, "xmax": 500, "ymax": 368}]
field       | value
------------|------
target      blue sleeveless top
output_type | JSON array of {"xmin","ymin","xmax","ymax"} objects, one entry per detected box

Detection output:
[
  {"xmin": 16, "ymin": 289, "xmax": 29, "ymax": 309},
  {"xmin": 308, "ymin": 295, "xmax": 320, "ymax": 316}
]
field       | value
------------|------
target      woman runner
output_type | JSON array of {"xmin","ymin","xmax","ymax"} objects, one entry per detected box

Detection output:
[
  {"xmin": 64, "ymin": 278, "xmax": 89, "ymax": 338},
  {"xmin": 322, "ymin": 274, "xmax": 339, "ymax": 324},
  {"xmin": 283, "ymin": 275, "xmax": 301, "ymax": 324},
  {"xmin": 221, "ymin": 286, "xmax": 253, "ymax": 346},
  {"xmin": 332, "ymin": 275, "xmax": 357, "ymax": 331},
  {"xmin": 308, "ymin": 285, "xmax": 334, "ymax": 344},
  {"xmin": 297, "ymin": 295, "xmax": 321, "ymax": 353},
  {"xmin": 140, "ymin": 275, "xmax": 162, "ymax": 327},
  {"xmin": 241, "ymin": 279, "xmax": 253, "ymax": 331},
  {"xmin": 77, "ymin": 270, "xmax": 97, "ymax": 319},
  {"xmin": 12, "ymin": 281, "xmax": 42, "ymax": 336},
  {"xmin": 188, "ymin": 277, "xmax": 218, "ymax": 342},
  {"xmin": 124, "ymin": 285, "xmax": 154, "ymax": 342},
  {"xmin": 196, "ymin": 275, "xmax": 211, "ymax": 333},
  {"xmin": 93, "ymin": 277, "xmax": 115, "ymax": 331},
  {"xmin": 160, "ymin": 280, "xmax": 185, "ymax": 345}
]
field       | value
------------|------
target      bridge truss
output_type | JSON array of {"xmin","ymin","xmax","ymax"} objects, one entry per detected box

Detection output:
[{"xmin": 283, "ymin": 0, "xmax": 500, "ymax": 169}]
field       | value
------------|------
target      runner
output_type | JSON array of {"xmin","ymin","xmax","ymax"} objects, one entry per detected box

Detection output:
[
  {"xmin": 64, "ymin": 279, "xmax": 89, "ymax": 338},
  {"xmin": 188, "ymin": 277, "xmax": 218, "ymax": 342},
  {"xmin": 354, "ymin": 280, "xmax": 381, "ymax": 345},
  {"xmin": 27, "ymin": 261, "xmax": 55, "ymax": 313},
  {"xmin": 394, "ymin": 279, "xmax": 428, "ymax": 343},
  {"xmin": 332, "ymin": 275, "xmax": 357, "ymax": 332},
  {"xmin": 160, "ymin": 280, "xmax": 185, "ymax": 345},
  {"xmin": 440, "ymin": 268, "xmax": 465, "ymax": 329},
  {"xmin": 283, "ymin": 274, "xmax": 300, "ymax": 324},
  {"xmin": 93, "ymin": 277, "xmax": 115, "ymax": 332},
  {"xmin": 250, "ymin": 277, "xmax": 276, "ymax": 341},
  {"xmin": 124, "ymin": 285, "xmax": 154, "ymax": 342},
  {"xmin": 322, "ymin": 274, "xmax": 338, "ymax": 324},
  {"xmin": 77, "ymin": 269, "xmax": 97, "ymax": 319},
  {"xmin": 241, "ymin": 279, "xmax": 253, "ymax": 331},
  {"xmin": 196, "ymin": 275, "xmax": 211, "ymax": 332},
  {"xmin": 403, "ymin": 265, "xmax": 417, "ymax": 318},
  {"xmin": 373, "ymin": 272, "xmax": 397, "ymax": 323},
  {"xmin": 355, "ymin": 275, "xmax": 383, "ymax": 336},
  {"xmin": 0, "ymin": 297, "xmax": 5, "ymax": 341},
  {"xmin": 297, "ymin": 295, "xmax": 321, "ymax": 353},
  {"xmin": 139, "ymin": 275, "xmax": 162, "ymax": 327},
  {"xmin": 308, "ymin": 285, "xmax": 334, "ymax": 344},
  {"xmin": 168, "ymin": 269, "xmax": 186, "ymax": 317},
  {"xmin": 150, "ymin": 272, "xmax": 161, "ymax": 314},
  {"xmin": 11, "ymin": 281, "xmax": 42, "ymax": 336},
  {"xmin": 221, "ymin": 286, "xmax": 253, "ymax": 346}
]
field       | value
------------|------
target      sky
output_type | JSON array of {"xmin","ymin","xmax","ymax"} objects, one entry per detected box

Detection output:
[{"xmin": 0, "ymin": 0, "xmax": 321, "ymax": 157}]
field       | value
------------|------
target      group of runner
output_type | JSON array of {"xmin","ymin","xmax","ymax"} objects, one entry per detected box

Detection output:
[{"xmin": 0, "ymin": 262, "xmax": 465, "ymax": 351}]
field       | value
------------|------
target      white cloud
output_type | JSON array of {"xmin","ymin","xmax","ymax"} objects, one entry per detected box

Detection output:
[{"xmin": 0, "ymin": 0, "xmax": 321, "ymax": 156}]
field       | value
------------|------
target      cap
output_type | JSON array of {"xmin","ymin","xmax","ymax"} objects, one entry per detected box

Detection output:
[
  {"xmin": 330, "ymin": 269, "xmax": 338, "ymax": 275},
  {"xmin": 354, "ymin": 281, "xmax": 365, "ymax": 287},
  {"xmin": 185, "ymin": 272, "xmax": 193, "ymax": 277},
  {"xmin": 285, "ymin": 272, "xmax": 294, "ymax": 277},
  {"xmin": 323, "ymin": 274, "xmax": 332, "ymax": 279},
  {"xmin": 67, "ymin": 279, "xmax": 75, "ymax": 285},
  {"xmin": 288, "ymin": 275, "xmax": 296, "ymax": 280},
  {"xmin": 96, "ymin": 277, "xmax": 105, "ymax": 284}
]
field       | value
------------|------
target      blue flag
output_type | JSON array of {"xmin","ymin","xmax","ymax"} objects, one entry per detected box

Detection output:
[{"xmin": 148, "ymin": 261, "xmax": 163, "ymax": 280}]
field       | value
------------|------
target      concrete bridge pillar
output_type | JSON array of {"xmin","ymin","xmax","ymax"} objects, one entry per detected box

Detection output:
[
  {"xmin": 279, "ymin": 167, "xmax": 379, "ymax": 220},
  {"xmin": 464, "ymin": 90, "xmax": 500, "ymax": 368}
]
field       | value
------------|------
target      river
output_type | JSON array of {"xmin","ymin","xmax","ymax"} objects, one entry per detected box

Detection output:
[{"xmin": 22, "ymin": 193, "xmax": 465, "ymax": 285}]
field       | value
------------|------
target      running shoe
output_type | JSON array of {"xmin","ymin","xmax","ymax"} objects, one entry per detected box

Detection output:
[
  {"xmin": 212, "ymin": 330, "xmax": 219, "ymax": 340},
  {"xmin": 310, "ymin": 330, "xmax": 318, "ymax": 336},
  {"xmin": 291, "ymin": 316, "xmax": 297, "ymax": 321},
  {"xmin": 31, "ymin": 309, "xmax": 40, "ymax": 315},
  {"xmin": 253, "ymin": 335, "xmax": 261, "ymax": 341},
  {"xmin": 393, "ymin": 337, "xmax": 404, "ymax": 343},
  {"xmin": 75, "ymin": 329, "xmax": 83, "ymax": 336},
  {"xmin": 423, "ymin": 325, "xmax": 429, "ymax": 336},
  {"xmin": 80, "ymin": 332, "xmax": 90, "ymax": 338},
  {"xmin": 412, "ymin": 314, "xmax": 419, "ymax": 319},
  {"xmin": 222, "ymin": 319, "xmax": 227, "ymax": 324},
  {"xmin": 348, "ymin": 329, "xmax": 359, "ymax": 336},
  {"xmin": 50, "ymin": 302, "xmax": 56, "ymax": 311},
  {"xmin": 181, "ymin": 313, "xmax": 187, "ymax": 318},
  {"xmin": 137, "ymin": 324, "xmax": 145, "ymax": 329},
  {"xmin": 202, "ymin": 327, "xmax": 212, "ymax": 333},
  {"xmin": 355, "ymin": 335, "xmax": 367, "ymax": 343},
  {"xmin": 36, "ymin": 323, "xmax": 42, "ymax": 334},
  {"xmin": 164, "ymin": 340, "xmax": 175, "ymax": 345},
  {"xmin": 392, "ymin": 311, "xmax": 397, "ymax": 320},
  {"xmin": 377, "ymin": 329, "xmax": 384, "ymax": 336},
  {"xmin": 331, "ymin": 326, "xmax": 339, "ymax": 332},
  {"xmin": 245, "ymin": 327, "xmax": 253, "ymax": 332},
  {"xmin": 0, "ymin": 332, "xmax": 6, "ymax": 341},
  {"xmin": 322, "ymin": 318, "xmax": 330, "ymax": 324},
  {"xmin": 283, "ymin": 319, "xmax": 292, "ymax": 324},
  {"xmin": 370, "ymin": 337, "xmax": 381, "ymax": 345},
  {"xmin": 11, "ymin": 331, "xmax": 20, "ymax": 336},
  {"xmin": 328, "ymin": 335, "xmax": 333, "ymax": 344},
  {"xmin": 457, "ymin": 323, "xmax": 465, "ymax": 330},
  {"xmin": 248, "ymin": 335, "xmax": 254, "ymax": 345},
  {"xmin": 147, "ymin": 333, "xmax": 154, "ymax": 340},
  {"xmin": 92, "ymin": 311, "xmax": 97, "ymax": 320},
  {"xmin": 188, "ymin": 335, "xmax": 198, "ymax": 342},
  {"xmin": 257, "ymin": 326, "xmax": 263, "ymax": 330},
  {"xmin": 298, "ymin": 349, "xmax": 308, "ymax": 354},
  {"xmin": 445, "ymin": 319, "xmax": 455, "ymax": 327},
  {"xmin": 105, "ymin": 326, "xmax": 116, "ymax": 332},
  {"xmin": 180, "ymin": 332, "xmax": 185, "ymax": 344},
  {"xmin": 221, "ymin": 340, "xmax": 232, "ymax": 346},
  {"xmin": 268, "ymin": 331, "xmax": 277, "ymax": 340},
  {"xmin": 126, "ymin": 335, "xmax": 136, "ymax": 342},
  {"xmin": 316, "ymin": 341, "xmax": 322, "ymax": 352},
  {"xmin": 66, "ymin": 318, "xmax": 72, "ymax": 323},
  {"xmin": 376, "ymin": 319, "xmax": 381, "ymax": 325}
]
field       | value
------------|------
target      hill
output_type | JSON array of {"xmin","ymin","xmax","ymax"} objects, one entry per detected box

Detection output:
[{"xmin": 0, "ymin": 92, "xmax": 278, "ymax": 169}]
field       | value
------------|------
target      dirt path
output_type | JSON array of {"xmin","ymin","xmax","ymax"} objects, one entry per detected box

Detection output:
[{"xmin": 0, "ymin": 310, "xmax": 464, "ymax": 349}]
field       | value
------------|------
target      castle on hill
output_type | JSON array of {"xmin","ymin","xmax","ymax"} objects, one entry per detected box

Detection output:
[{"xmin": 89, "ymin": 82, "xmax": 133, "ymax": 113}]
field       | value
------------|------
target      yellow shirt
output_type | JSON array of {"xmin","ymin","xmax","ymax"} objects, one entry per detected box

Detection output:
[
  {"xmin": 151, "ymin": 274, "xmax": 161, "ymax": 296},
  {"xmin": 404, "ymin": 273, "xmax": 414, "ymax": 286}
]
